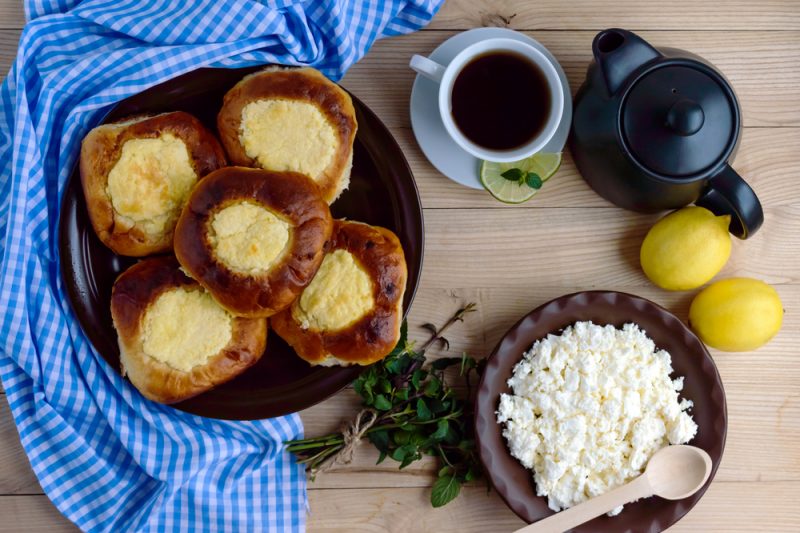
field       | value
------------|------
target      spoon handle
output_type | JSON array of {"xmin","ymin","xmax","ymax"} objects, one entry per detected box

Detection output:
[{"xmin": 514, "ymin": 474, "xmax": 654, "ymax": 533}]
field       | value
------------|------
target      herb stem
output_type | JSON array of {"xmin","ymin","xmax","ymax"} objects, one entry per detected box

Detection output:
[
  {"xmin": 418, "ymin": 303, "xmax": 477, "ymax": 354},
  {"xmin": 297, "ymin": 444, "xmax": 343, "ymax": 466},
  {"xmin": 437, "ymin": 445, "xmax": 454, "ymax": 468},
  {"xmin": 286, "ymin": 435, "xmax": 345, "ymax": 447},
  {"xmin": 366, "ymin": 412, "xmax": 463, "ymax": 433},
  {"xmin": 286, "ymin": 437, "xmax": 345, "ymax": 453}
]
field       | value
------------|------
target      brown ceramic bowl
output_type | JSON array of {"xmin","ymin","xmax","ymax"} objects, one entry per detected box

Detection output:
[
  {"xmin": 475, "ymin": 291, "xmax": 727, "ymax": 532},
  {"xmin": 59, "ymin": 66, "xmax": 423, "ymax": 420}
]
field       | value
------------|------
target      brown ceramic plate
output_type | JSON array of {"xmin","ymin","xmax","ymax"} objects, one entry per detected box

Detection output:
[
  {"xmin": 475, "ymin": 291, "xmax": 726, "ymax": 532},
  {"xmin": 59, "ymin": 66, "xmax": 423, "ymax": 420}
]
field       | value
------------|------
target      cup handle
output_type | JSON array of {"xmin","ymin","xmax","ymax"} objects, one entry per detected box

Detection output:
[
  {"xmin": 410, "ymin": 54, "xmax": 446, "ymax": 83},
  {"xmin": 696, "ymin": 164, "xmax": 764, "ymax": 239}
]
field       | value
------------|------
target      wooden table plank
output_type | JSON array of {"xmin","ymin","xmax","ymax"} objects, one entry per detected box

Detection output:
[
  {"xmin": 341, "ymin": 31, "xmax": 800, "ymax": 129},
  {"xmin": 402, "ymin": 285, "xmax": 799, "ymax": 360},
  {"xmin": 0, "ymin": 496, "xmax": 77, "ymax": 532},
  {"xmin": 0, "ymin": 29, "xmax": 19, "ymax": 71},
  {"xmin": 430, "ymin": 0, "xmax": 800, "ymax": 31},
  {"xmin": 378, "ymin": 127, "xmax": 800, "ymax": 209},
  {"xmin": 2, "ymin": 1, "xmax": 798, "ymax": 31},
  {"xmin": 7, "ymin": 374, "xmax": 798, "ymax": 494},
  {"xmin": 307, "ymin": 481, "xmax": 800, "ymax": 532},
  {"xmin": 0, "ymin": 399, "xmax": 38, "ymax": 494},
  {"xmin": 4, "ymin": 357, "xmax": 800, "ymax": 491},
  {"xmin": 0, "ymin": 1, "xmax": 23, "ymax": 30},
  {"xmin": 419, "ymin": 206, "xmax": 799, "ymax": 289},
  {"xmin": 2, "ymin": 480, "xmax": 798, "ymax": 533}
]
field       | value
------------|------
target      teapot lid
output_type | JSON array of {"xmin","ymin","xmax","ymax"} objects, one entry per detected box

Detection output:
[{"xmin": 622, "ymin": 62, "xmax": 738, "ymax": 177}]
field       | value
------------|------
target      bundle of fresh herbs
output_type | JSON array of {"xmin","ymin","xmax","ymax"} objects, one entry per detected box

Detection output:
[{"xmin": 285, "ymin": 303, "xmax": 484, "ymax": 507}]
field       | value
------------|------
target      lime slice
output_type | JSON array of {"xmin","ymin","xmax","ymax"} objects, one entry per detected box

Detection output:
[{"xmin": 480, "ymin": 152, "xmax": 562, "ymax": 204}]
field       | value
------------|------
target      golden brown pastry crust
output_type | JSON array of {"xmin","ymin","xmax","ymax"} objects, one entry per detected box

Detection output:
[
  {"xmin": 111, "ymin": 256, "xmax": 267, "ymax": 404},
  {"xmin": 174, "ymin": 166, "xmax": 333, "ymax": 318},
  {"xmin": 80, "ymin": 111, "xmax": 227, "ymax": 257},
  {"xmin": 272, "ymin": 220, "xmax": 407, "ymax": 366},
  {"xmin": 216, "ymin": 67, "xmax": 357, "ymax": 203}
]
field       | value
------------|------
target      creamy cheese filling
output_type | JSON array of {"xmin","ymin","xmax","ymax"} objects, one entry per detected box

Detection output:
[
  {"xmin": 208, "ymin": 201, "xmax": 291, "ymax": 274},
  {"xmin": 141, "ymin": 288, "xmax": 233, "ymax": 372},
  {"xmin": 293, "ymin": 249, "xmax": 374, "ymax": 331},
  {"xmin": 239, "ymin": 99, "xmax": 337, "ymax": 179},
  {"xmin": 107, "ymin": 134, "xmax": 197, "ymax": 235}
]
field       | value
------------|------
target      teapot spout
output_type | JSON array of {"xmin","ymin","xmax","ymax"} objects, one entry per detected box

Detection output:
[{"xmin": 593, "ymin": 29, "xmax": 661, "ymax": 96}]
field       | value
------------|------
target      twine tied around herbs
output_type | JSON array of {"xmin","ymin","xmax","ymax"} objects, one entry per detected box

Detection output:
[{"xmin": 311, "ymin": 408, "xmax": 378, "ymax": 476}]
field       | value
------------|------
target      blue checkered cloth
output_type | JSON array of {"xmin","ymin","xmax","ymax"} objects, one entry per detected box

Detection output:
[{"xmin": 0, "ymin": 0, "xmax": 442, "ymax": 531}]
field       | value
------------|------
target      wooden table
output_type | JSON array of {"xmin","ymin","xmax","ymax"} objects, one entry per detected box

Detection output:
[{"xmin": 1, "ymin": 1, "xmax": 799, "ymax": 531}]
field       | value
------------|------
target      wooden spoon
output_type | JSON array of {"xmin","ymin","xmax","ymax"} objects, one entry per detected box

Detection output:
[{"xmin": 514, "ymin": 445, "xmax": 713, "ymax": 533}]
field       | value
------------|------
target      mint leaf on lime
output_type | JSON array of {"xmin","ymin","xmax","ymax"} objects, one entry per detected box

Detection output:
[
  {"xmin": 525, "ymin": 172, "xmax": 543, "ymax": 189},
  {"xmin": 500, "ymin": 168, "xmax": 524, "ymax": 181}
]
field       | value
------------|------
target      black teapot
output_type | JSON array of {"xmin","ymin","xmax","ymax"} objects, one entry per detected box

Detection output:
[{"xmin": 570, "ymin": 28, "xmax": 763, "ymax": 238}]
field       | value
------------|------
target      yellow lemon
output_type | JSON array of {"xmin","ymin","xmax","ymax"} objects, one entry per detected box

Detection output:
[
  {"xmin": 640, "ymin": 206, "xmax": 731, "ymax": 290},
  {"xmin": 689, "ymin": 278, "xmax": 783, "ymax": 352}
]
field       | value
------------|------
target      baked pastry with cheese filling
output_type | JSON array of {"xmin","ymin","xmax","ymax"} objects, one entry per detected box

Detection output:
[
  {"xmin": 174, "ymin": 166, "xmax": 333, "ymax": 318},
  {"xmin": 80, "ymin": 111, "xmax": 227, "ymax": 256},
  {"xmin": 272, "ymin": 219, "xmax": 407, "ymax": 366},
  {"xmin": 111, "ymin": 256, "xmax": 267, "ymax": 404},
  {"xmin": 217, "ymin": 66, "xmax": 357, "ymax": 203}
]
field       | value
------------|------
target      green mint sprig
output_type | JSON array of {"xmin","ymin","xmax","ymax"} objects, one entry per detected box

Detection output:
[
  {"xmin": 501, "ymin": 167, "xmax": 543, "ymax": 189},
  {"xmin": 285, "ymin": 303, "xmax": 484, "ymax": 508}
]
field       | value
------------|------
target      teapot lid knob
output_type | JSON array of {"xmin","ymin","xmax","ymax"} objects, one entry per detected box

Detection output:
[
  {"xmin": 666, "ymin": 99, "xmax": 705, "ymax": 136},
  {"xmin": 621, "ymin": 62, "xmax": 738, "ymax": 177}
]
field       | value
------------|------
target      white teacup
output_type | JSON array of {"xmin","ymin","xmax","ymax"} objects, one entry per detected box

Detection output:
[{"xmin": 410, "ymin": 37, "xmax": 564, "ymax": 163}]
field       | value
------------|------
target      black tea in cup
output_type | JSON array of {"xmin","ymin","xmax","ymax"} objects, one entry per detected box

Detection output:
[{"xmin": 450, "ymin": 52, "xmax": 551, "ymax": 151}]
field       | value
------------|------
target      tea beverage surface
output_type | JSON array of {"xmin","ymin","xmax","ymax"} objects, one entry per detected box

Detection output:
[{"xmin": 450, "ymin": 51, "xmax": 551, "ymax": 151}]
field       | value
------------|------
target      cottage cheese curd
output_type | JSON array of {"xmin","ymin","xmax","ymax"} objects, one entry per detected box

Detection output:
[{"xmin": 496, "ymin": 321, "xmax": 697, "ymax": 516}]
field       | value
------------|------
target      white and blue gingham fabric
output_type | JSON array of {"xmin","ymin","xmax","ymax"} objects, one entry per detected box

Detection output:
[{"xmin": 0, "ymin": 0, "xmax": 442, "ymax": 531}]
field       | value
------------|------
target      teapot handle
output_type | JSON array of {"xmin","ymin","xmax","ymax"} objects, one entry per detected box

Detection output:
[{"xmin": 696, "ymin": 165, "xmax": 764, "ymax": 239}]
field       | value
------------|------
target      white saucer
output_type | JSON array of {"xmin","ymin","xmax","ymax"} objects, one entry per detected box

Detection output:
[{"xmin": 409, "ymin": 28, "xmax": 573, "ymax": 190}]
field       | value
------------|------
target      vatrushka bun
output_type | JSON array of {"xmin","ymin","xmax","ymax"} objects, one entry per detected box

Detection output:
[
  {"xmin": 272, "ymin": 219, "xmax": 407, "ymax": 366},
  {"xmin": 174, "ymin": 167, "xmax": 333, "ymax": 318},
  {"xmin": 80, "ymin": 111, "xmax": 227, "ymax": 256},
  {"xmin": 217, "ymin": 66, "xmax": 357, "ymax": 204},
  {"xmin": 111, "ymin": 256, "xmax": 267, "ymax": 404}
]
